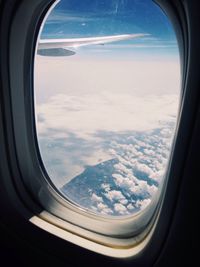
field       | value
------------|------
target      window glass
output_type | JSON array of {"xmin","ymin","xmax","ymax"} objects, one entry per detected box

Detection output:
[{"xmin": 34, "ymin": 0, "xmax": 180, "ymax": 216}]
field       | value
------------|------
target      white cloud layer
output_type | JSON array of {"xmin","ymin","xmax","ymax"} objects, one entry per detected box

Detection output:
[
  {"xmin": 34, "ymin": 56, "xmax": 180, "ymax": 215},
  {"xmin": 36, "ymin": 92, "xmax": 179, "ymax": 138}
]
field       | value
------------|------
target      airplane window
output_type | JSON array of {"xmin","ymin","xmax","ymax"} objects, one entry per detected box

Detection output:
[{"xmin": 34, "ymin": 0, "xmax": 180, "ymax": 217}]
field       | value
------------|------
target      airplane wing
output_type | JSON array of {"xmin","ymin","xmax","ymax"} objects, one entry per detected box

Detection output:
[{"xmin": 37, "ymin": 33, "xmax": 148, "ymax": 57}]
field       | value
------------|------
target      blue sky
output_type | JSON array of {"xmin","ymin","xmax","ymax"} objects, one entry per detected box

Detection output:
[{"xmin": 40, "ymin": 0, "xmax": 179, "ymax": 58}]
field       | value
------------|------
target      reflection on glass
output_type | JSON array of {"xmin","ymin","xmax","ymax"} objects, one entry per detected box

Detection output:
[{"xmin": 34, "ymin": 0, "xmax": 180, "ymax": 216}]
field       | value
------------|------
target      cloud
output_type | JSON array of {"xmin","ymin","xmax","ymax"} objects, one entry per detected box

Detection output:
[
  {"xmin": 58, "ymin": 120, "xmax": 174, "ymax": 215},
  {"xmin": 101, "ymin": 183, "xmax": 111, "ymax": 192},
  {"xmin": 91, "ymin": 193, "xmax": 103, "ymax": 203},
  {"xmin": 36, "ymin": 92, "xmax": 179, "ymax": 139},
  {"xmin": 97, "ymin": 202, "xmax": 113, "ymax": 215},
  {"xmin": 35, "ymin": 57, "xmax": 180, "ymax": 215},
  {"xmin": 114, "ymin": 203, "xmax": 128, "ymax": 215},
  {"xmin": 104, "ymin": 190, "xmax": 126, "ymax": 202}
]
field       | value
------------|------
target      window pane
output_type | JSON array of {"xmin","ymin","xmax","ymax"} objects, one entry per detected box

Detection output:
[{"xmin": 34, "ymin": 0, "xmax": 180, "ymax": 216}]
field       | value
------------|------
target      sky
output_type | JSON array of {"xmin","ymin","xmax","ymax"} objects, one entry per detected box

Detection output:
[
  {"xmin": 34, "ymin": 0, "xmax": 180, "ymax": 215},
  {"xmin": 42, "ymin": 0, "xmax": 175, "ymax": 39},
  {"xmin": 41, "ymin": 0, "xmax": 179, "ymax": 59}
]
